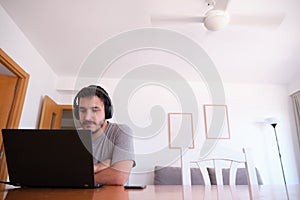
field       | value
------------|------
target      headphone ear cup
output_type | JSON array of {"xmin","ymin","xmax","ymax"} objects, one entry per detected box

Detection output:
[
  {"xmin": 73, "ymin": 97, "xmax": 80, "ymax": 120},
  {"xmin": 105, "ymin": 103, "xmax": 113, "ymax": 119},
  {"xmin": 74, "ymin": 106, "xmax": 79, "ymax": 120}
]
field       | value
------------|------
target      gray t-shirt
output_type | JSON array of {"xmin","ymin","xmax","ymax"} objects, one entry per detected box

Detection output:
[{"xmin": 92, "ymin": 122, "xmax": 135, "ymax": 167}]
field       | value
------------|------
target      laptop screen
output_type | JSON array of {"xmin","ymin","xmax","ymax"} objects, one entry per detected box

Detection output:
[{"xmin": 2, "ymin": 129, "xmax": 99, "ymax": 188}]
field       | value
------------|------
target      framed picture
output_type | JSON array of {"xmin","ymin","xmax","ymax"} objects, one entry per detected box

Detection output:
[
  {"xmin": 168, "ymin": 112, "xmax": 194, "ymax": 149},
  {"xmin": 203, "ymin": 104, "xmax": 230, "ymax": 139}
]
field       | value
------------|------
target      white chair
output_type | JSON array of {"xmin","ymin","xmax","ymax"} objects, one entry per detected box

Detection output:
[{"xmin": 183, "ymin": 148, "xmax": 258, "ymax": 200}]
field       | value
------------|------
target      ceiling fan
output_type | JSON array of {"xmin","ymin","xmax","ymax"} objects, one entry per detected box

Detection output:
[
  {"xmin": 200, "ymin": 0, "xmax": 231, "ymax": 31},
  {"xmin": 151, "ymin": 0, "xmax": 285, "ymax": 31}
]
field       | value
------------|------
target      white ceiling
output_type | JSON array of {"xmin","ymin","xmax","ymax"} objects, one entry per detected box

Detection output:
[{"xmin": 1, "ymin": 0, "xmax": 300, "ymax": 84}]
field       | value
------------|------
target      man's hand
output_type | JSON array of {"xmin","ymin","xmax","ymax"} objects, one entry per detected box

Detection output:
[{"xmin": 94, "ymin": 159, "xmax": 111, "ymax": 173}]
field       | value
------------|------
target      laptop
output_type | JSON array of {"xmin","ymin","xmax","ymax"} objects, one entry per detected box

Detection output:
[{"xmin": 2, "ymin": 129, "xmax": 104, "ymax": 188}]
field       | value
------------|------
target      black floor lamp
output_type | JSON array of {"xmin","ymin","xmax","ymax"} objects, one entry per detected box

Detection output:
[{"xmin": 265, "ymin": 117, "xmax": 289, "ymax": 200}]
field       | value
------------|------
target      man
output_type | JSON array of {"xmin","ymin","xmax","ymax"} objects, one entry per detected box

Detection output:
[{"xmin": 73, "ymin": 85, "xmax": 135, "ymax": 185}]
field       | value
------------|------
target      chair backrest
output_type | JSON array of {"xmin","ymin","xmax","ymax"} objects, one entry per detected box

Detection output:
[
  {"xmin": 191, "ymin": 158, "xmax": 248, "ymax": 185},
  {"xmin": 184, "ymin": 148, "xmax": 257, "ymax": 199}
]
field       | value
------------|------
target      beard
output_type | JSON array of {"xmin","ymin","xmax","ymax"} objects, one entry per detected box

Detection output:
[{"xmin": 81, "ymin": 119, "xmax": 106, "ymax": 134}]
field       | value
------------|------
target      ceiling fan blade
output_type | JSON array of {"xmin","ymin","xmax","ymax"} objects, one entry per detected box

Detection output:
[
  {"xmin": 230, "ymin": 13, "xmax": 286, "ymax": 27},
  {"xmin": 150, "ymin": 15, "xmax": 205, "ymax": 24},
  {"xmin": 214, "ymin": 0, "xmax": 230, "ymax": 11}
]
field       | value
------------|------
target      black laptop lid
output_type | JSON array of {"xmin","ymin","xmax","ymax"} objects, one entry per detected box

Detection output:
[{"xmin": 2, "ymin": 129, "xmax": 97, "ymax": 188}]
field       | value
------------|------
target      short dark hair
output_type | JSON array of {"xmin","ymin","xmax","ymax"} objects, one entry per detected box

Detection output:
[
  {"xmin": 73, "ymin": 85, "xmax": 113, "ymax": 119},
  {"xmin": 76, "ymin": 85, "xmax": 108, "ymax": 105}
]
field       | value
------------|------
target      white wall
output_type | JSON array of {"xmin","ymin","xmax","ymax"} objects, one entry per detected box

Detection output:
[
  {"xmin": 0, "ymin": 5, "xmax": 59, "ymax": 128},
  {"xmin": 126, "ymin": 82, "xmax": 300, "ymax": 185},
  {"xmin": 224, "ymin": 83, "xmax": 300, "ymax": 185},
  {"xmin": 288, "ymin": 78, "xmax": 300, "ymax": 95}
]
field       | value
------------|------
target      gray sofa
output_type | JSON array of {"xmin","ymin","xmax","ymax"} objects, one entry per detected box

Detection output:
[{"xmin": 154, "ymin": 166, "xmax": 263, "ymax": 185}]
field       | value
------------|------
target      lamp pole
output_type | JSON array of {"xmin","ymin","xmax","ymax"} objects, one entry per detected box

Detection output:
[{"xmin": 270, "ymin": 123, "xmax": 289, "ymax": 200}]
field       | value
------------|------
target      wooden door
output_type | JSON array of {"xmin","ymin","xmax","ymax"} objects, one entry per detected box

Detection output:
[
  {"xmin": 39, "ymin": 95, "xmax": 74, "ymax": 129},
  {"xmin": 0, "ymin": 74, "xmax": 17, "ymax": 128},
  {"xmin": 39, "ymin": 95, "xmax": 64, "ymax": 129},
  {"xmin": 0, "ymin": 74, "xmax": 17, "ymax": 186}
]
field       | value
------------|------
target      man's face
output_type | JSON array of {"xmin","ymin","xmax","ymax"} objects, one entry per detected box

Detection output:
[{"xmin": 78, "ymin": 95, "xmax": 106, "ymax": 133}]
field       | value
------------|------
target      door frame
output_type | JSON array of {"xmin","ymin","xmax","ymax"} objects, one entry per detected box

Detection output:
[
  {"xmin": 0, "ymin": 48, "xmax": 29, "ymax": 189},
  {"xmin": 0, "ymin": 48, "xmax": 29, "ymax": 128}
]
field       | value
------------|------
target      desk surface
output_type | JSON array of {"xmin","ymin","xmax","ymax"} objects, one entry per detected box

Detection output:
[{"xmin": 1, "ymin": 185, "xmax": 299, "ymax": 200}]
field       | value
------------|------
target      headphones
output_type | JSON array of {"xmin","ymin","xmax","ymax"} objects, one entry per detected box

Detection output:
[{"xmin": 73, "ymin": 85, "xmax": 113, "ymax": 120}]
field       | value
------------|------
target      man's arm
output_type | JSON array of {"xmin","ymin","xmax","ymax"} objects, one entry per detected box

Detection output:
[
  {"xmin": 94, "ymin": 159, "xmax": 111, "ymax": 173},
  {"xmin": 94, "ymin": 160, "xmax": 134, "ymax": 185}
]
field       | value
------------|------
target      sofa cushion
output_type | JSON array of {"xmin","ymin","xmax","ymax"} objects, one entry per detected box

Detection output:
[
  {"xmin": 154, "ymin": 166, "xmax": 205, "ymax": 185},
  {"xmin": 207, "ymin": 167, "xmax": 263, "ymax": 185}
]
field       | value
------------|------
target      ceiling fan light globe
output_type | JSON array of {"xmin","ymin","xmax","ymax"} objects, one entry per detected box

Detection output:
[{"xmin": 204, "ymin": 10, "xmax": 230, "ymax": 31}]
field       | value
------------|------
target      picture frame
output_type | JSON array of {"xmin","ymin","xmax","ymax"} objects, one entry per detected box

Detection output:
[
  {"xmin": 168, "ymin": 112, "xmax": 195, "ymax": 149},
  {"xmin": 203, "ymin": 104, "xmax": 231, "ymax": 139}
]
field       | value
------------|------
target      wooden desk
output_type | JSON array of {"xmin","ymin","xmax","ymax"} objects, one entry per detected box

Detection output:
[{"xmin": 1, "ymin": 185, "xmax": 299, "ymax": 200}]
